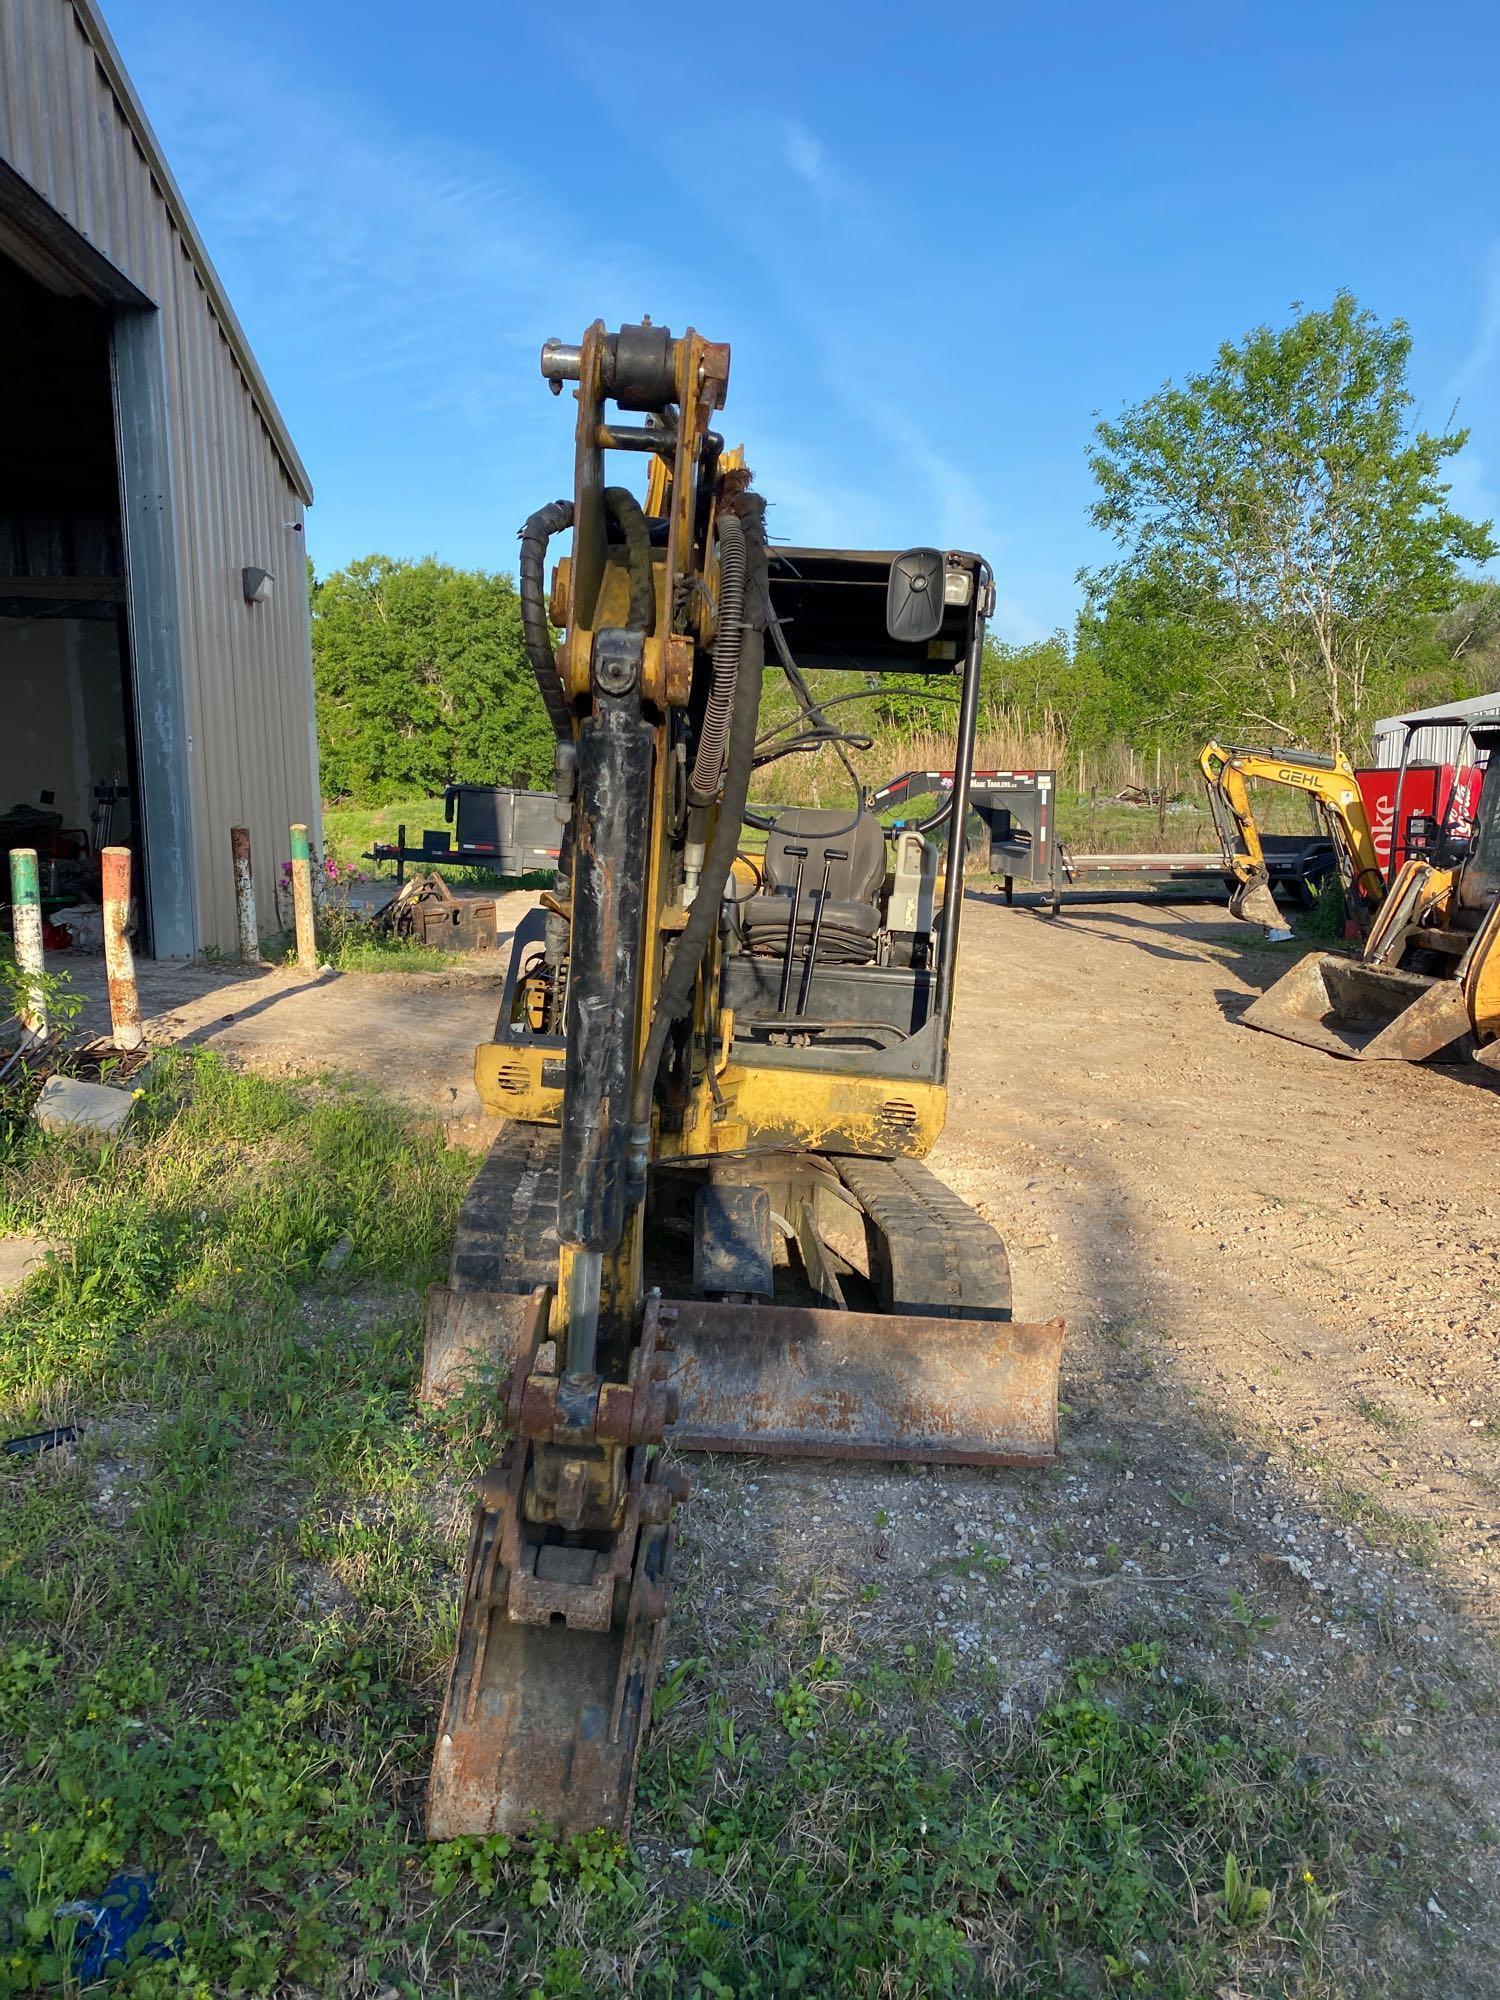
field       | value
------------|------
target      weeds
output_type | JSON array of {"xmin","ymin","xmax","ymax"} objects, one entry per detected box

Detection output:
[{"xmin": 0, "ymin": 1054, "xmax": 1347, "ymax": 1994}]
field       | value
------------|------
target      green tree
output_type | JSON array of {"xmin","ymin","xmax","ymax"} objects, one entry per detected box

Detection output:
[
  {"xmin": 1083, "ymin": 292, "xmax": 1497, "ymax": 751},
  {"xmin": 310, "ymin": 555, "xmax": 553, "ymax": 801},
  {"xmin": 980, "ymin": 630, "xmax": 1117, "ymax": 748}
]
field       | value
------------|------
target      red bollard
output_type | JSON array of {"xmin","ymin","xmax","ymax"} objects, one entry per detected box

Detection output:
[{"xmin": 101, "ymin": 846, "xmax": 145, "ymax": 1052}]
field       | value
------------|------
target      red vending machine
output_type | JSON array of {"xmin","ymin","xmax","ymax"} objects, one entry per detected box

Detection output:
[{"xmin": 1355, "ymin": 763, "xmax": 1484, "ymax": 877}]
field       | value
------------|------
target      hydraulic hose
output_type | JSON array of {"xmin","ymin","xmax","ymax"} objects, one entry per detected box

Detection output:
[
  {"xmin": 689, "ymin": 510, "xmax": 748, "ymax": 802},
  {"xmin": 519, "ymin": 488, "xmax": 655, "ymax": 737},
  {"xmin": 627, "ymin": 492, "xmax": 768, "ymax": 1192},
  {"xmin": 602, "ymin": 486, "xmax": 655, "ymax": 635},
  {"xmin": 517, "ymin": 499, "xmax": 576, "ymax": 740}
]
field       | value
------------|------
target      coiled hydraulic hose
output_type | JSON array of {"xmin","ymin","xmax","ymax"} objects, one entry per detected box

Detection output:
[
  {"xmin": 626, "ymin": 493, "xmax": 768, "ymax": 1195},
  {"xmin": 517, "ymin": 499, "xmax": 576, "ymax": 741},
  {"xmin": 518, "ymin": 488, "xmax": 656, "ymax": 740},
  {"xmin": 689, "ymin": 507, "xmax": 748, "ymax": 802}
]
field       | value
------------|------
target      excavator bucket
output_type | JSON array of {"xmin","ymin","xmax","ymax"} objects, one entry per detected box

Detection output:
[
  {"xmin": 1229, "ymin": 874, "xmax": 1291, "ymax": 940},
  {"xmin": 1243, "ymin": 952, "xmax": 1473, "ymax": 1061},
  {"xmin": 424, "ymin": 1287, "xmax": 1063, "ymax": 1467}
]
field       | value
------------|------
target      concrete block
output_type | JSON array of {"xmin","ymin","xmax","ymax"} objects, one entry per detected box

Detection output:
[
  {"xmin": 0, "ymin": 1236, "xmax": 58, "ymax": 1299},
  {"xmin": 33, "ymin": 1074, "xmax": 138, "ymax": 1142}
]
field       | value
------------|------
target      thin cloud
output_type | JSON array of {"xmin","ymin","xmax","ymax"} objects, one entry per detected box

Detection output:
[
  {"xmin": 781, "ymin": 119, "xmax": 830, "ymax": 196},
  {"xmin": 1450, "ymin": 243, "xmax": 1500, "ymax": 403},
  {"xmin": 123, "ymin": 15, "xmax": 661, "ymax": 423}
]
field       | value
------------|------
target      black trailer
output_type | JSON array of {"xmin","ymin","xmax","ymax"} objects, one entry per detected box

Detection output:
[
  {"xmin": 869, "ymin": 767, "xmax": 1062, "ymax": 913},
  {"xmin": 1059, "ymin": 835, "xmax": 1336, "ymax": 907},
  {"xmin": 368, "ymin": 783, "xmax": 560, "ymax": 884}
]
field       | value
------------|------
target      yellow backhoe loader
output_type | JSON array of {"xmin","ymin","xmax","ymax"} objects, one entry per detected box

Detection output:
[
  {"xmin": 1199, "ymin": 742, "xmax": 1385, "ymax": 941},
  {"xmin": 421, "ymin": 320, "xmax": 1065, "ymax": 1839},
  {"xmin": 1244, "ymin": 720, "xmax": 1500, "ymax": 1062}
]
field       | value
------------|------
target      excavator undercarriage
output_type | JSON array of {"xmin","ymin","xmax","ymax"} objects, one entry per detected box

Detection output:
[{"xmin": 423, "ymin": 319, "xmax": 1064, "ymax": 1839}]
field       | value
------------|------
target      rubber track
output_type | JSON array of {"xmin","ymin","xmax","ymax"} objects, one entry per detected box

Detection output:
[
  {"xmin": 450, "ymin": 1123, "xmax": 560, "ymax": 1294},
  {"xmin": 836, "ymin": 1157, "xmax": 1012, "ymax": 1322}
]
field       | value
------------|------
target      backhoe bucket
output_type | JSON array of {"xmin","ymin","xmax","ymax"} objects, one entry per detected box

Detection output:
[
  {"xmin": 425, "ymin": 1412, "xmax": 682, "ymax": 1840},
  {"xmin": 1229, "ymin": 875, "xmax": 1291, "ymax": 940},
  {"xmin": 1243, "ymin": 953, "xmax": 1472, "ymax": 1062}
]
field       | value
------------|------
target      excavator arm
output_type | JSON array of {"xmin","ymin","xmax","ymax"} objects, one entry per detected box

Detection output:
[
  {"xmin": 1200, "ymin": 742, "xmax": 1385, "ymax": 938},
  {"xmin": 424, "ymin": 320, "xmax": 1065, "ymax": 1842}
]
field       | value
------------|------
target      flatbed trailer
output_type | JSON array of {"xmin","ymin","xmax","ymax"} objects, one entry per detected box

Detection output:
[{"xmin": 1062, "ymin": 832, "xmax": 1336, "ymax": 905}]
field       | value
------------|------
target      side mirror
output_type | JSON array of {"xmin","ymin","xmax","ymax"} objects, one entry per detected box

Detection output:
[{"xmin": 886, "ymin": 549, "xmax": 946, "ymax": 643}]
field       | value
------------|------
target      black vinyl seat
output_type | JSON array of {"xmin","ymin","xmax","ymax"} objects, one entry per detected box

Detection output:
[{"xmin": 740, "ymin": 808, "xmax": 887, "ymax": 966}]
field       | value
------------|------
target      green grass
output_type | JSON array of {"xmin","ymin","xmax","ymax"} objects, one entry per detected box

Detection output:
[{"xmin": 0, "ymin": 1055, "xmax": 1346, "ymax": 1995}]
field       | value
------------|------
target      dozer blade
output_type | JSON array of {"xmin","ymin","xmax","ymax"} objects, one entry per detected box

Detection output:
[
  {"xmin": 662, "ymin": 1299, "xmax": 1063, "ymax": 1466},
  {"xmin": 423, "ymin": 1287, "xmax": 1064, "ymax": 1468},
  {"xmin": 1243, "ymin": 953, "xmax": 1472, "ymax": 1061}
]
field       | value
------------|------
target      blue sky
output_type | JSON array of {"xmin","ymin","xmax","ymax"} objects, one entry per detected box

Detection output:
[{"xmin": 108, "ymin": 0, "xmax": 1500, "ymax": 642}]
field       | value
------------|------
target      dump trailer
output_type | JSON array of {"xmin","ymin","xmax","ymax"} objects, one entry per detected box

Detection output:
[
  {"xmin": 1245, "ymin": 720, "xmax": 1500, "ymax": 1062},
  {"xmin": 1200, "ymin": 742, "xmax": 1385, "ymax": 940},
  {"xmin": 421, "ymin": 320, "xmax": 1065, "ymax": 1839}
]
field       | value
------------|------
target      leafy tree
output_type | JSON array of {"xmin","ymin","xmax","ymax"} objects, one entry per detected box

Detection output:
[
  {"xmin": 980, "ymin": 630, "xmax": 1117, "ymax": 749},
  {"xmin": 311, "ymin": 555, "xmax": 554, "ymax": 801},
  {"xmin": 1082, "ymin": 292, "xmax": 1497, "ymax": 751}
]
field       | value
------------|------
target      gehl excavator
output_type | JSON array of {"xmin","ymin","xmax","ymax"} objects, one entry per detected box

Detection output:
[
  {"xmin": 1199, "ymin": 742, "xmax": 1385, "ymax": 941},
  {"xmin": 420, "ymin": 321, "xmax": 1064, "ymax": 1840}
]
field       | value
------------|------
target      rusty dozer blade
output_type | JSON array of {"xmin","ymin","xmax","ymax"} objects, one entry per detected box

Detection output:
[
  {"xmin": 1243, "ymin": 952, "xmax": 1473, "ymax": 1062},
  {"xmin": 423, "ymin": 1284, "xmax": 1064, "ymax": 1469},
  {"xmin": 662, "ymin": 1298, "xmax": 1063, "ymax": 1466}
]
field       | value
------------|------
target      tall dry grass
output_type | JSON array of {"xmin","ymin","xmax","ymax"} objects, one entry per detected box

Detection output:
[{"xmin": 752, "ymin": 705, "xmax": 1197, "ymax": 811}]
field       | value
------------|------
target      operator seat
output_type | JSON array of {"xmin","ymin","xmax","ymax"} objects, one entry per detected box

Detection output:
[{"xmin": 740, "ymin": 807, "xmax": 887, "ymax": 965}]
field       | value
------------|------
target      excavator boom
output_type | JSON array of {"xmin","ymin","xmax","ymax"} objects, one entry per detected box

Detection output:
[{"xmin": 425, "ymin": 321, "xmax": 1065, "ymax": 1840}]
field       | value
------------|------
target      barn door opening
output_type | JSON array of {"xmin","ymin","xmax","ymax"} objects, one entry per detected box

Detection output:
[{"xmin": 0, "ymin": 246, "xmax": 149, "ymax": 951}]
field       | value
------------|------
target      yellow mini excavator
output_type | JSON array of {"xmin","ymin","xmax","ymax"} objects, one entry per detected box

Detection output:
[
  {"xmin": 1244, "ymin": 719, "xmax": 1500, "ymax": 1062},
  {"xmin": 421, "ymin": 320, "xmax": 1065, "ymax": 1840},
  {"xmin": 1199, "ymin": 742, "xmax": 1385, "ymax": 941}
]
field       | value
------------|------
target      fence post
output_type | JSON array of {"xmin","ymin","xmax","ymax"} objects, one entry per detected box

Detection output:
[
  {"xmin": 8, "ymin": 847, "xmax": 47, "ymax": 1047},
  {"xmin": 101, "ymin": 846, "xmax": 145, "ymax": 1052},
  {"xmin": 231, "ymin": 826, "xmax": 260, "ymax": 962},
  {"xmin": 289, "ymin": 823, "xmax": 317, "ymax": 972}
]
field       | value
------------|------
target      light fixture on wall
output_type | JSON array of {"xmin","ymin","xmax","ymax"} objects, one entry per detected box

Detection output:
[{"xmin": 242, "ymin": 566, "xmax": 274, "ymax": 604}]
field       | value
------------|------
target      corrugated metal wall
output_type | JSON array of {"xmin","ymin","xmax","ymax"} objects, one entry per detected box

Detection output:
[
  {"xmin": 0, "ymin": 0, "xmax": 319, "ymax": 953},
  {"xmin": 1371, "ymin": 693, "xmax": 1500, "ymax": 768}
]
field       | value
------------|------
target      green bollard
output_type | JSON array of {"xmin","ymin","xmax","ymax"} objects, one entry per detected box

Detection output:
[{"xmin": 8, "ymin": 847, "xmax": 47, "ymax": 1047}]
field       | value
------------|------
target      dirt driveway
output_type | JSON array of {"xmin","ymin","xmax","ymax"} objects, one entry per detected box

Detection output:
[{"xmin": 677, "ymin": 890, "xmax": 1500, "ymax": 1994}]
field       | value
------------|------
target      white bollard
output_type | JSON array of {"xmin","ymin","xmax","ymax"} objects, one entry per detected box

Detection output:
[{"xmin": 231, "ymin": 825, "xmax": 260, "ymax": 962}]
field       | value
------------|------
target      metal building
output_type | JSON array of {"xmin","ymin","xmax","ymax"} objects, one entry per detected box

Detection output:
[
  {"xmin": 1371, "ymin": 689, "xmax": 1500, "ymax": 768},
  {"xmin": 0, "ymin": 0, "xmax": 318, "ymax": 956}
]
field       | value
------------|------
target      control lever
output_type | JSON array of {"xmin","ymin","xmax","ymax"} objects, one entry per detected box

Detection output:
[
  {"xmin": 777, "ymin": 844, "xmax": 810, "ymax": 1013},
  {"xmin": 797, "ymin": 848, "xmax": 847, "ymax": 1016}
]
